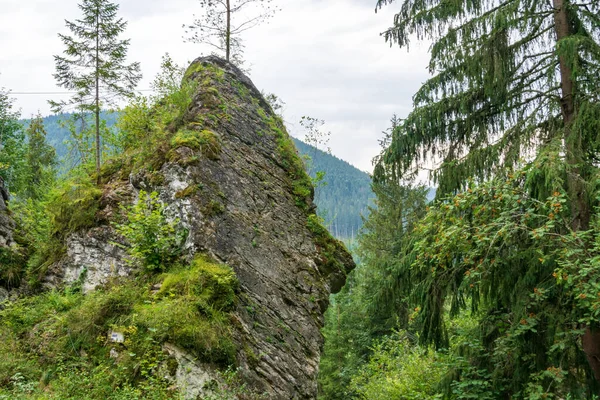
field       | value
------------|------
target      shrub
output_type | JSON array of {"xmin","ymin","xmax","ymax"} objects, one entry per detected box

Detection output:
[
  {"xmin": 115, "ymin": 190, "xmax": 187, "ymax": 272},
  {"xmin": 0, "ymin": 245, "xmax": 26, "ymax": 288},
  {"xmin": 349, "ymin": 333, "xmax": 446, "ymax": 399},
  {"xmin": 0, "ymin": 254, "xmax": 240, "ymax": 398}
]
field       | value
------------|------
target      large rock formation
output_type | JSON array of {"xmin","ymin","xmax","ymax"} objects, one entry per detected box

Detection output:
[
  {"xmin": 0, "ymin": 177, "xmax": 14, "ymax": 248},
  {"xmin": 48, "ymin": 56, "xmax": 354, "ymax": 398}
]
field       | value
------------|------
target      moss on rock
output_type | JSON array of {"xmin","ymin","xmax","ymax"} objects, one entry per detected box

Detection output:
[
  {"xmin": 0, "ymin": 254, "xmax": 240, "ymax": 398},
  {"xmin": 171, "ymin": 129, "xmax": 222, "ymax": 160}
]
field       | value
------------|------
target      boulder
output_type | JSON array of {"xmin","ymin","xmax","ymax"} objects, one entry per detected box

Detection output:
[{"xmin": 48, "ymin": 56, "xmax": 355, "ymax": 399}]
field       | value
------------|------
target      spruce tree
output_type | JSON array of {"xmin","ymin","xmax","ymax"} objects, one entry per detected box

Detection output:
[
  {"xmin": 24, "ymin": 115, "xmax": 56, "ymax": 200},
  {"xmin": 375, "ymin": 0, "xmax": 600, "ymax": 387},
  {"xmin": 0, "ymin": 89, "xmax": 25, "ymax": 192},
  {"xmin": 51, "ymin": 0, "xmax": 141, "ymax": 181},
  {"xmin": 375, "ymin": 0, "xmax": 600, "ymax": 224}
]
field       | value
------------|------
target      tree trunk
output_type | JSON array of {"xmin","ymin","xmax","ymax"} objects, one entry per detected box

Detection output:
[
  {"xmin": 95, "ymin": 11, "xmax": 101, "ymax": 184},
  {"xmin": 553, "ymin": 0, "xmax": 599, "ymax": 383},
  {"xmin": 553, "ymin": 0, "xmax": 589, "ymax": 231},
  {"xmin": 226, "ymin": 0, "xmax": 231, "ymax": 62}
]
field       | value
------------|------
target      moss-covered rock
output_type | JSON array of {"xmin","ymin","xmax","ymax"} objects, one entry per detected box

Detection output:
[
  {"xmin": 0, "ymin": 254, "xmax": 241, "ymax": 398},
  {"xmin": 31, "ymin": 55, "xmax": 354, "ymax": 400}
]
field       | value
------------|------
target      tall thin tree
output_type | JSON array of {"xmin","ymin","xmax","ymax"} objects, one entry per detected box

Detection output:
[
  {"xmin": 184, "ymin": 0, "xmax": 278, "ymax": 66},
  {"xmin": 24, "ymin": 115, "xmax": 56, "ymax": 200},
  {"xmin": 51, "ymin": 0, "xmax": 141, "ymax": 181}
]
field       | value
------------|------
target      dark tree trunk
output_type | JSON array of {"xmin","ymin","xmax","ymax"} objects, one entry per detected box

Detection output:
[
  {"xmin": 553, "ymin": 0, "xmax": 589, "ymax": 231},
  {"xmin": 95, "ymin": 12, "xmax": 101, "ymax": 184},
  {"xmin": 553, "ymin": 0, "xmax": 598, "ymax": 383},
  {"xmin": 226, "ymin": 0, "xmax": 231, "ymax": 62}
]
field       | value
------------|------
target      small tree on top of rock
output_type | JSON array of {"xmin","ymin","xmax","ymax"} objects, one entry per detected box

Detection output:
[
  {"xmin": 184, "ymin": 0, "xmax": 279, "ymax": 67},
  {"xmin": 51, "ymin": 0, "xmax": 142, "ymax": 182}
]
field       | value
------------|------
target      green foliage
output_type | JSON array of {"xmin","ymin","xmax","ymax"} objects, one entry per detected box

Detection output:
[
  {"xmin": 349, "ymin": 334, "xmax": 445, "ymax": 399},
  {"xmin": 0, "ymin": 90, "xmax": 26, "ymax": 193},
  {"xmin": 366, "ymin": 0, "xmax": 600, "ymax": 395},
  {"xmin": 0, "ymin": 254, "xmax": 239, "ymax": 398},
  {"xmin": 0, "ymin": 246, "xmax": 26, "ymax": 289},
  {"xmin": 319, "ymin": 181, "xmax": 428, "ymax": 399},
  {"xmin": 48, "ymin": 176, "xmax": 102, "ymax": 237},
  {"xmin": 151, "ymin": 54, "xmax": 198, "ymax": 132},
  {"xmin": 375, "ymin": 0, "xmax": 600, "ymax": 198},
  {"xmin": 22, "ymin": 115, "xmax": 56, "ymax": 200},
  {"xmin": 115, "ymin": 190, "xmax": 187, "ymax": 272},
  {"xmin": 51, "ymin": 0, "xmax": 142, "ymax": 179},
  {"xmin": 379, "ymin": 169, "xmax": 599, "ymax": 397},
  {"xmin": 318, "ymin": 270, "xmax": 375, "ymax": 400},
  {"xmin": 22, "ymin": 173, "xmax": 102, "ymax": 282},
  {"xmin": 106, "ymin": 54, "xmax": 199, "ymax": 178}
]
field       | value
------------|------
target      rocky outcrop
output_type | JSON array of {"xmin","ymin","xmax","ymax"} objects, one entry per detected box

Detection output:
[
  {"xmin": 44, "ymin": 226, "xmax": 131, "ymax": 293},
  {"xmin": 48, "ymin": 56, "xmax": 354, "ymax": 398},
  {"xmin": 0, "ymin": 177, "xmax": 14, "ymax": 248}
]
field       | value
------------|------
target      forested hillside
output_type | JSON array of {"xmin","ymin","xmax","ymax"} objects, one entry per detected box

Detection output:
[{"xmin": 22, "ymin": 113, "xmax": 373, "ymax": 241}]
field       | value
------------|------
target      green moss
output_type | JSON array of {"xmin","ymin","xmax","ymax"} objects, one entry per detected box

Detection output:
[
  {"xmin": 232, "ymin": 80, "xmax": 251, "ymax": 101},
  {"xmin": 307, "ymin": 214, "xmax": 350, "ymax": 276},
  {"xmin": 147, "ymin": 170, "xmax": 166, "ymax": 186},
  {"xmin": 205, "ymin": 200, "xmax": 225, "ymax": 216},
  {"xmin": 158, "ymin": 255, "xmax": 238, "ymax": 311},
  {"xmin": 259, "ymin": 111, "xmax": 313, "ymax": 210},
  {"xmin": 99, "ymin": 157, "xmax": 126, "ymax": 180},
  {"xmin": 183, "ymin": 62, "xmax": 225, "ymax": 82},
  {"xmin": 245, "ymin": 346, "xmax": 260, "ymax": 368},
  {"xmin": 0, "ymin": 254, "xmax": 240, "ymax": 398},
  {"xmin": 175, "ymin": 184, "xmax": 199, "ymax": 199},
  {"xmin": 50, "ymin": 183, "xmax": 102, "ymax": 236},
  {"xmin": 171, "ymin": 129, "xmax": 222, "ymax": 160}
]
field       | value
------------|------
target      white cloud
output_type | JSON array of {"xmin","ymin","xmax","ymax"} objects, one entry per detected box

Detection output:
[{"xmin": 0, "ymin": 0, "xmax": 430, "ymax": 173}]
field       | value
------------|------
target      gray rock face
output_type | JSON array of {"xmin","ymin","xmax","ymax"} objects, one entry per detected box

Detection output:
[
  {"xmin": 45, "ymin": 226, "xmax": 131, "ymax": 293},
  {"xmin": 0, "ymin": 177, "xmax": 15, "ymax": 248},
  {"xmin": 49, "ymin": 56, "xmax": 355, "ymax": 399},
  {"xmin": 163, "ymin": 343, "xmax": 220, "ymax": 400}
]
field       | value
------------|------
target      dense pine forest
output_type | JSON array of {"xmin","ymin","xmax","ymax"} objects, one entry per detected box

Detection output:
[{"xmin": 1, "ymin": 0, "xmax": 600, "ymax": 399}]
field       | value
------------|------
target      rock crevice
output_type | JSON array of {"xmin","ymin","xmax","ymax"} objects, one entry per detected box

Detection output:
[{"xmin": 0, "ymin": 177, "xmax": 14, "ymax": 248}]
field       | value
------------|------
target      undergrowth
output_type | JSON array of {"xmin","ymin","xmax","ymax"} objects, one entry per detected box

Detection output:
[{"xmin": 0, "ymin": 255, "xmax": 239, "ymax": 399}]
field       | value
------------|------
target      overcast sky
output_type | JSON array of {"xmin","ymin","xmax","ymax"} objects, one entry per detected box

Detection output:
[{"xmin": 0, "ymin": 0, "xmax": 430, "ymax": 173}]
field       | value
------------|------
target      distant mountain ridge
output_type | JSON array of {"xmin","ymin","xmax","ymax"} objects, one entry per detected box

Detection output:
[
  {"xmin": 23, "ymin": 113, "xmax": 374, "ymax": 240},
  {"xmin": 292, "ymin": 138, "xmax": 374, "ymax": 239}
]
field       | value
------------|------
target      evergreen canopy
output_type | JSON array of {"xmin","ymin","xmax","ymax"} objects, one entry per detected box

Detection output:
[
  {"xmin": 373, "ymin": 0, "xmax": 600, "ymax": 393},
  {"xmin": 52, "ymin": 0, "xmax": 141, "ymax": 179},
  {"xmin": 0, "ymin": 90, "xmax": 25, "ymax": 192},
  {"xmin": 375, "ymin": 0, "xmax": 600, "ymax": 210}
]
